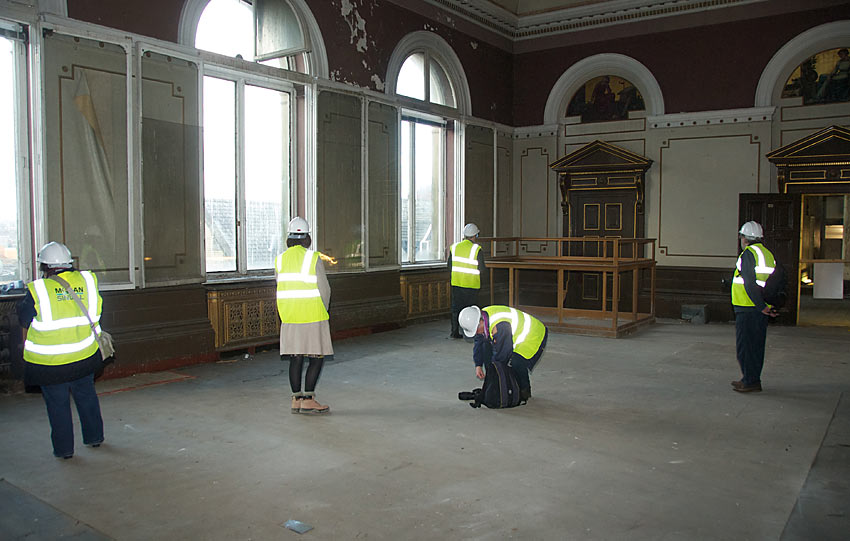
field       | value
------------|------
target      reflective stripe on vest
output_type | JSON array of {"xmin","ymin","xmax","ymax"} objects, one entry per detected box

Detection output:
[
  {"xmin": 450, "ymin": 240, "xmax": 481, "ymax": 289},
  {"xmin": 275, "ymin": 246, "xmax": 329, "ymax": 324},
  {"xmin": 483, "ymin": 305, "xmax": 546, "ymax": 360},
  {"xmin": 23, "ymin": 271, "xmax": 102, "ymax": 366},
  {"xmin": 731, "ymin": 244, "xmax": 776, "ymax": 307}
]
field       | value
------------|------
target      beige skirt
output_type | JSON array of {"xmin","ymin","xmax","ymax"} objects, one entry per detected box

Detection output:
[{"xmin": 279, "ymin": 320, "xmax": 334, "ymax": 356}]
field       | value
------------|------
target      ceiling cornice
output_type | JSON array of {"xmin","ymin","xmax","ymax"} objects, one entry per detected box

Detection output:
[{"xmin": 422, "ymin": 0, "xmax": 767, "ymax": 41}]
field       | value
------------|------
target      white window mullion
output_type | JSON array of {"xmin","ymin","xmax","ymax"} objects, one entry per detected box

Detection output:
[
  {"xmin": 235, "ymin": 77, "xmax": 247, "ymax": 274},
  {"xmin": 408, "ymin": 120, "xmax": 417, "ymax": 264}
]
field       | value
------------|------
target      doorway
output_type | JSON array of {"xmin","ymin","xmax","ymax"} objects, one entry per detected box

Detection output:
[{"xmin": 798, "ymin": 194, "xmax": 850, "ymax": 327}]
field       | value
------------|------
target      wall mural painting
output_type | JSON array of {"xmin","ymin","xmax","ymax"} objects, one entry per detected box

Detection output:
[
  {"xmin": 783, "ymin": 47, "xmax": 850, "ymax": 105},
  {"xmin": 567, "ymin": 75, "xmax": 645, "ymax": 123}
]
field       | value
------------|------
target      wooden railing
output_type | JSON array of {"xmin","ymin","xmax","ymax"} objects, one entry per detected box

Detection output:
[{"xmin": 478, "ymin": 237, "xmax": 656, "ymax": 338}]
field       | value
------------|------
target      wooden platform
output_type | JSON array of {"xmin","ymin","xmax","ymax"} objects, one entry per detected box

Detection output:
[{"xmin": 482, "ymin": 237, "xmax": 656, "ymax": 338}]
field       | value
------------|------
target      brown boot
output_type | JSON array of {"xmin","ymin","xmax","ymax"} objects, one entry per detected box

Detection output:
[
  {"xmin": 299, "ymin": 395, "xmax": 330, "ymax": 414},
  {"xmin": 291, "ymin": 395, "xmax": 303, "ymax": 414}
]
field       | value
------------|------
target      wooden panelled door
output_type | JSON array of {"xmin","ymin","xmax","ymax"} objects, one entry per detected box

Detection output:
[{"xmin": 739, "ymin": 193, "xmax": 801, "ymax": 324}]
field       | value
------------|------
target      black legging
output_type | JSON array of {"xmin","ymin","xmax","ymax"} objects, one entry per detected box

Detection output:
[{"xmin": 287, "ymin": 355, "xmax": 325, "ymax": 394}]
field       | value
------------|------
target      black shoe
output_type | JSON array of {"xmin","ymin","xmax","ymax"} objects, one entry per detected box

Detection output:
[
  {"xmin": 520, "ymin": 388, "xmax": 532, "ymax": 402},
  {"xmin": 733, "ymin": 382, "xmax": 762, "ymax": 393},
  {"xmin": 450, "ymin": 333, "xmax": 463, "ymax": 339}
]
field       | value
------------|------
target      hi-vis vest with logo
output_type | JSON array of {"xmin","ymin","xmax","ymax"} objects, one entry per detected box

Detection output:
[
  {"xmin": 275, "ymin": 245, "xmax": 329, "ymax": 324},
  {"xmin": 732, "ymin": 243, "xmax": 776, "ymax": 307},
  {"xmin": 24, "ymin": 271, "xmax": 102, "ymax": 366},
  {"xmin": 483, "ymin": 305, "xmax": 546, "ymax": 360},
  {"xmin": 450, "ymin": 239, "xmax": 481, "ymax": 289}
]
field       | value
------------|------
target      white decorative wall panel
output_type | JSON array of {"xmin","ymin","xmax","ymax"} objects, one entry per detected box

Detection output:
[{"xmin": 654, "ymin": 135, "xmax": 760, "ymax": 266}]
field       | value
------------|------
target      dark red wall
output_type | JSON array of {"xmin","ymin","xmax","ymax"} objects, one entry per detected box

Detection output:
[
  {"xmin": 304, "ymin": 1, "xmax": 512, "ymax": 124},
  {"xmin": 67, "ymin": 0, "xmax": 514, "ymax": 124},
  {"xmin": 513, "ymin": 4, "xmax": 850, "ymax": 126},
  {"xmin": 67, "ymin": 0, "xmax": 183, "ymax": 42},
  {"xmin": 66, "ymin": 1, "xmax": 850, "ymax": 128}
]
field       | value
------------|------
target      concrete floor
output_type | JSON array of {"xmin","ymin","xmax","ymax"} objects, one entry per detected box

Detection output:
[{"xmin": 0, "ymin": 320, "xmax": 848, "ymax": 540}]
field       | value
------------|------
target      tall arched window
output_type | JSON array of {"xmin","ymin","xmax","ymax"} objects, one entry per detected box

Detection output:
[
  {"xmin": 387, "ymin": 32, "xmax": 470, "ymax": 264},
  {"xmin": 188, "ymin": 0, "xmax": 327, "ymax": 275}
]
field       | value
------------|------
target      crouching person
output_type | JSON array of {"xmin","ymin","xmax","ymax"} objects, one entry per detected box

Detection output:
[{"xmin": 458, "ymin": 305, "xmax": 548, "ymax": 406}]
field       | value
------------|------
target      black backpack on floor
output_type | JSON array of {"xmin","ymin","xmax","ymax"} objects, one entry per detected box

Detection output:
[{"xmin": 459, "ymin": 361, "xmax": 522, "ymax": 409}]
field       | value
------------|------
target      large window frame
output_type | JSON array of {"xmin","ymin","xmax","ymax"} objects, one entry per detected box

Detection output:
[
  {"xmin": 201, "ymin": 65, "xmax": 297, "ymax": 277},
  {"xmin": 0, "ymin": 19, "xmax": 32, "ymax": 284},
  {"xmin": 386, "ymin": 32, "xmax": 471, "ymax": 267},
  {"xmin": 400, "ymin": 112, "xmax": 447, "ymax": 265}
]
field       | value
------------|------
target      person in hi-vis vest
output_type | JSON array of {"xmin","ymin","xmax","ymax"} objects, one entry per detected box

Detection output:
[
  {"xmin": 458, "ymin": 305, "xmax": 548, "ymax": 402},
  {"xmin": 17, "ymin": 242, "xmax": 105, "ymax": 459},
  {"xmin": 448, "ymin": 223, "xmax": 486, "ymax": 339},
  {"xmin": 276, "ymin": 217, "xmax": 333, "ymax": 414},
  {"xmin": 730, "ymin": 221, "xmax": 778, "ymax": 393}
]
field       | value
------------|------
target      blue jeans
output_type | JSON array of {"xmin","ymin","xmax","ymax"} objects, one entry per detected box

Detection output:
[
  {"xmin": 508, "ymin": 329, "xmax": 548, "ymax": 392},
  {"xmin": 40, "ymin": 374, "xmax": 104, "ymax": 457}
]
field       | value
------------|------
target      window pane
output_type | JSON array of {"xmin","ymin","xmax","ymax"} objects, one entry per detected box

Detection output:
[
  {"xmin": 141, "ymin": 51, "xmax": 202, "ymax": 284},
  {"xmin": 429, "ymin": 59, "xmax": 455, "ymax": 107},
  {"xmin": 196, "ymin": 0, "xmax": 254, "ymax": 59},
  {"xmin": 0, "ymin": 36, "xmax": 19, "ymax": 284},
  {"xmin": 203, "ymin": 76, "xmax": 236, "ymax": 272},
  {"xmin": 464, "ymin": 125, "xmax": 494, "ymax": 237},
  {"xmin": 401, "ymin": 120, "xmax": 411, "ymax": 263},
  {"xmin": 316, "ymin": 91, "xmax": 362, "ymax": 271},
  {"xmin": 398, "ymin": 53, "xmax": 425, "ymax": 101},
  {"xmin": 368, "ymin": 101, "xmax": 399, "ymax": 268},
  {"xmin": 414, "ymin": 122, "xmax": 443, "ymax": 262},
  {"xmin": 42, "ymin": 32, "xmax": 130, "ymax": 285},
  {"xmin": 245, "ymin": 84, "xmax": 290, "ymax": 270},
  {"xmin": 255, "ymin": 0, "xmax": 307, "ymax": 60}
]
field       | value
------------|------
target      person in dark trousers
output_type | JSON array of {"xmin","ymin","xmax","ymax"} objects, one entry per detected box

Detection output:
[
  {"xmin": 448, "ymin": 223, "xmax": 486, "ymax": 338},
  {"xmin": 458, "ymin": 305, "xmax": 548, "ymax": 402},
  {"xmin": 17, "ymin": 242, "xmax": 105, "ymax": 459},
  {"xmin": 731, "ymin": 221, "xmax": 778, "ymax": 393}
]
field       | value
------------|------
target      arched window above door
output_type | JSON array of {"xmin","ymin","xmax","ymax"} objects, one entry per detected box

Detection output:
[
  {"xmin": 544, "ymin": 53, "xmax": 663, "ymax": 125},
  {"xmin": 566, "ymin": 75, "xmax": 646, "ymax": 123},
  {"xmin": 782, "ymin": 47, "xmax": 850, "ymax": 105}
]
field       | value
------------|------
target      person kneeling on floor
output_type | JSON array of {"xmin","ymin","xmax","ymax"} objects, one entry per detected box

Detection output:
[{"xmin": 458, "ymin": 305, "xmax": 548, "ymax": 406}]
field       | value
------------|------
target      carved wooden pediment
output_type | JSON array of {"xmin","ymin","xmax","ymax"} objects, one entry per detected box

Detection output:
[
  {"xmin": 766, "ymin": 125, "xmax": 850, "ymax": 193},
  {"xmin": 549, "ymin": 140, "xmax": 653, "ymax": 214},
  {"xmin": 549, "ymin": 140, "xmax": 652, "ymax": 172}
]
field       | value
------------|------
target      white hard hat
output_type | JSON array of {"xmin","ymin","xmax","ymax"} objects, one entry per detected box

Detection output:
[
  {"xmin": 458, "ymin": 305, "xmax": 482, "ymax": 338},
  {"xmin": 463, "ymin": 223, "xmax": 480, "ymax": 238},
  {"xmin": 37, "ymin": 241, "xmax": 73, "ymax": 268},
  {"xmin": 739, "ymin": 221, "xmax": 763, "ymax": 239},
  {"xmin": 287, "ymin": 217, "xmax": 311, "ymax": 236}
]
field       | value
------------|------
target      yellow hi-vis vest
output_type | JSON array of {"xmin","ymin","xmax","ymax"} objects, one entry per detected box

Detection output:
[
  {"xmin": 24, "ymin": 270, "xmax": 102, "ymax": 366},
  {"xmin": 732, "ymin": 243, "xmax": 776, "ymax": 307},
  {"xmin": 483, "ymin": 305, "xmax": 546, "ymax": 360},
  {"xmin": 275, "ymin": 245, "xmax": 329, "ymax": 324},
  {"xmin": 450, "ymin": 239, "xmax": 481, "ymax": 289}
]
